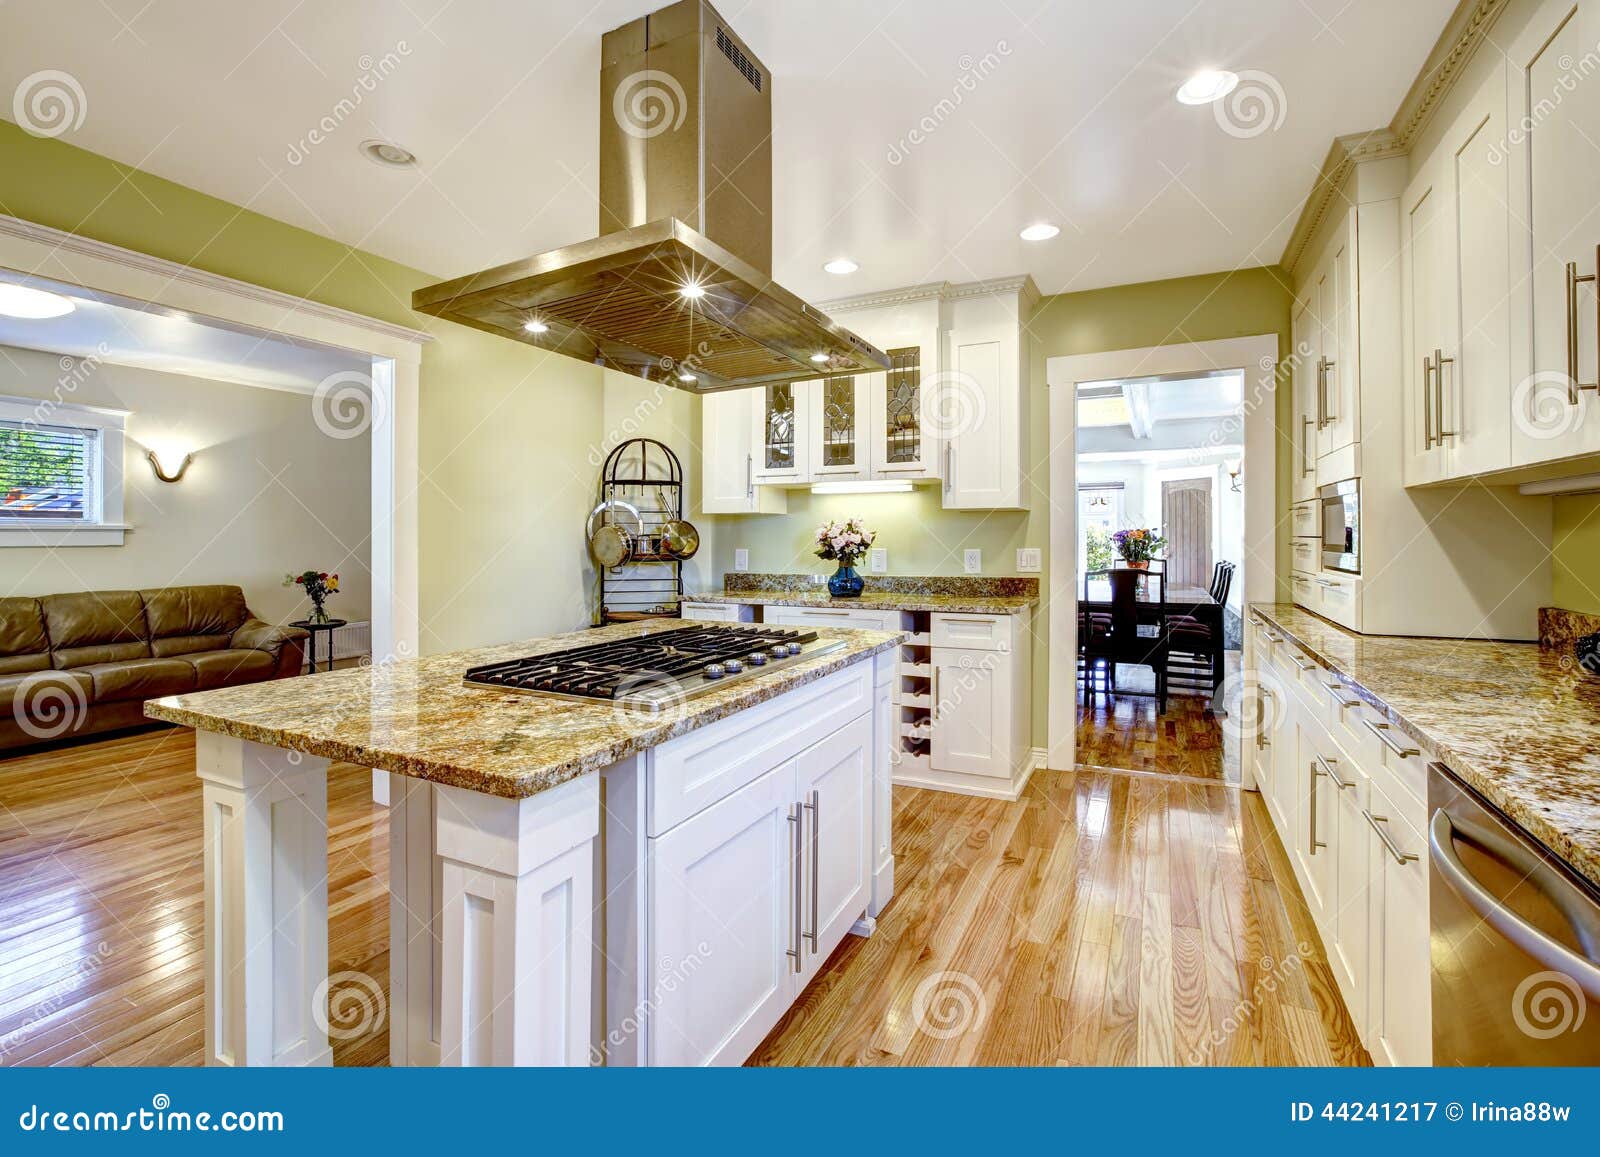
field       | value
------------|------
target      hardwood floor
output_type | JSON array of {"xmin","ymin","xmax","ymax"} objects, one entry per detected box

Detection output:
[
  {"xmin": 0, "ymin": 724, "xmax": 1365, "ymax": 1067},
  {"xmin": 1076, "ymin": 652, "xmax": 1241, "ymax": 782}
]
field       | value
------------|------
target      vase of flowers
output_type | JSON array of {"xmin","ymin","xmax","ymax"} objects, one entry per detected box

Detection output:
[
  {"xmin": 285, "ymin": 570, "xmax": 340, "ymax": 623},
  {"xmin": 814, "ymin": 517, "xmax": 874, "ymax": 598},
  {"xmin": 1111, "ymin": 528, "xmax": 1166, "ymax": 570}
]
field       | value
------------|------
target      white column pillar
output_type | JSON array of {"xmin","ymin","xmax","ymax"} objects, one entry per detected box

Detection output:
[
  {"xmin": 388, "ymin": 775, "xmax": 442, "ymax": 1066},
  {"xmin": 434, "ymin": 775, "xmax": 599, "ymax": 1066},
  {"xmin": 196, "ymin": 732, "xmax": 331, "ymax": 1067}
]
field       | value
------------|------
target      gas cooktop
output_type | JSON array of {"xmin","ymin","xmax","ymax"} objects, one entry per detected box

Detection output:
[{"xmin": 462, "ymin": 624, "xmax": 846, "ymax": 712}]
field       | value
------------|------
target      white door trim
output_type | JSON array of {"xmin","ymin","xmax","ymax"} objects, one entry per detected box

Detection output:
[
  {"xmin": 1045, "ymin": 334, "xmax": 1279, "ymax": 774},
  {"xmin": 0, "ymin": 212, "xmax": 427, "ymax": 673}
]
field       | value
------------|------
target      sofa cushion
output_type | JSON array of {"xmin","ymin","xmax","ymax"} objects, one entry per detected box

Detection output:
[
  {"xmin": 0, "ymin": 669, "xmax": 94, "ymax": 737},
  {"xmin": 41, "ymin": 591, "xmax": 152, "ymax": 669},
  {"xmin": 142, "ymin": 586, "xmax": 250, "ymax": 657},
  {"xmin": 0, "ymin": 597, "xmax": 50, "ymax": 676},
  {"xmin": 78, "ymin": 658, "xmax": 196, "ymax": 703},
  {"xmin": 182, "ymin": 648, "xmax": 277, "ymax": 690}
]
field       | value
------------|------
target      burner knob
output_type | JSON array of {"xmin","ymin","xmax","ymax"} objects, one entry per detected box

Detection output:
[
  {"xmin": 703, "ymin": 662, "xmax": 726, "ymax": 680},
  {"xmin": 723, "ymin": 658, "xmax": 744, "ymax": 674},
  {"xmin": 767, "ymin": 643, "xmax": 790, "ymax": 658},
  {"xmin": 746, "ymin": 651, "xmax": 768, "ymax": 666}
]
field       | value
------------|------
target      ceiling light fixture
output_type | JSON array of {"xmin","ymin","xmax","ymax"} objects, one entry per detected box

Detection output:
[
  {"xmin": 360, "ymin": 139, "xmax": 417, "ymax": 168},
  {"xmin": 677, "ymin": 371, "xmax": 697, "ymax": 383},
  {"xmin": 811, "ymin": 480, "xmax": 914, "ymax": 496},
  {"xmin": 678, "ymin": 282, "xmax": 707, "ymax": 300},
  {"xmin": 0, "ymin": 285, "xmax": 76, "ymax": 319},
  {"xmin": 523, "ymin": 319, "xmax": 549, "ymax": 334},
  {"xmin": 1019, "ymin": 223, "xmax": 1059, "ymax": 242},
  {"xmin": 823, "ymin": 258, "xmax": 859, "ymax": 275},
  {"xmin": 1176, "ymin": 69, "xmax": 1239, "ymax": 106},
  {"xmin": 810, "ymin": 352, "xmax": 829, "ymax": 364}
]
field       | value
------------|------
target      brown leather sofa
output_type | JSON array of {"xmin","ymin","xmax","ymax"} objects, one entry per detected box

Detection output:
[{"xmin": 0, "ymin": 585, "xmax": 307, "ymax": 752}]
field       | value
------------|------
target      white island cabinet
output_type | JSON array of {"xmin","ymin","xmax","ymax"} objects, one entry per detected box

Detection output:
[{"xmin": 147, "ymin": 622, "xmax": 899, "ymax": 1069}]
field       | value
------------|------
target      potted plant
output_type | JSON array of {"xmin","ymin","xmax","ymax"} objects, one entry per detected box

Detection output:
[
  {"xmin": 284, "ymin": 570, "xmax": 341, "ymax": 623},
  {"xmin": 814, "ymin": 518, "xmax": 875, "ymax": 597},
  {"xmin": 1110, "ymin": 527, "xmax": 1166, "ymax": 570}
]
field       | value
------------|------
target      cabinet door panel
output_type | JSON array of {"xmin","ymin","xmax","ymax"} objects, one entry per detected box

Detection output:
[
  {"xmin": 649, "ymin": 764, "xmax": 797, "ymax": 1066},
  {"xmin": 1331, "ymin": 760, "xmax": 1371, "ymax": 1043},
  {"xmin": 796, "ymin": 712, "xmax": 871, "ymax": 987},
  {"xmin": 1402, "ymin": 159, "xmax": 1450, "ymax": 485},
  {"xmin": 1315, "ymin": 226, "xmax": 1359, "ymax": 460},
  {"xmin": 944, "ymin": 331, "xmax": 1018, "ymax": 509},
  {"xmin": 1367, "ymin": 780, "xmax": 1431, "ymax": 1066},
  {"xmin": 929, "ymin": 646, "xmax": 1006, "ymax": 778},
  {"xmin": 871, "ymin": 345, "xmax": 937, "ymax": 477},
  {"xmin": 751, "ymin": 381, "xmax": 811, "ymax": 483},
  {"xmin": 701, "ymin": 390, "xmax": 787, "ymax": 514},
  {"xmin": 811, "ymin": 374, "xmax": 870, "ymax": 479},
  {"xmin": 1292, "ymin": 298, "xmax": 1319, "ymax": 503},
  {"xmin": 1294, "ymin": 725, "xmax": 1337, "ymax": 931}
]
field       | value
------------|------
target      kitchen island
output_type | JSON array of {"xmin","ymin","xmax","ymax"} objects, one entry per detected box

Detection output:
[{"xmin": 146, "ymin": 619, "xmax": 903, "ymax": 1068}]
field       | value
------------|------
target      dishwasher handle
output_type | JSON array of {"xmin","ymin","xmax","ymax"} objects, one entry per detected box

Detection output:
[{"xmin": 1428, "ymin": 808, "xmax": 1600, "ymax": 999}]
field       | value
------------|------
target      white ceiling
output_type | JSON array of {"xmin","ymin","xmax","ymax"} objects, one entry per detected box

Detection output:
[
  {"xmin": 0, "ymin": 0, "xmax": 1454, "ymax": 302},
  {"xmin": 0, "ymin": 273, "xmax": 371, "ymax": 392}
]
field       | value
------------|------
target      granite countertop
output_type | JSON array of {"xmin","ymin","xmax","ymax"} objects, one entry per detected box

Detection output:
[
  {"xmin": 1250, "ymin": 603, "xmax": 1600, "ymax": 890},
  {"xmin": 685, "ymin": 591, "xmax": 1037, "ymax": 616},
  {"xmin": 145, "ymin": 620, "xmax": 903, "ymax": 800}
]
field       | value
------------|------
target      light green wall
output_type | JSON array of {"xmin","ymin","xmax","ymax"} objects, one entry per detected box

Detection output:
[
  {"xmin": 1553, "ymin": 495, "xmax": 1600, "ymax": 614},
  {"xmin": 715, "ymin": 266, "xmax": 1296, "ymax": 746},
  {"xmin": 0, "ymin": 122, "xmax": 602, "ymax": 654}
]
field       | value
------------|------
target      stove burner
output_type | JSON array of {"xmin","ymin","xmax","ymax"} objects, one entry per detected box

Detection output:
[{"xmin": 462, "ymin": 624, "xmax": 845, "ymax": 710}]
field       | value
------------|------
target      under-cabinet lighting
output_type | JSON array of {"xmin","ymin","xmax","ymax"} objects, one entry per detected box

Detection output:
[
  {"xmin": 1517, "ymin": 472, "xmax": 1600, "ymax": 497},
  {"xmin": 810, "ymin": 480, "xmax": 914, "ymax": 495},
  {"xmin": 0, "ymin": 285, "xmax": 75, "ymax": 319}
]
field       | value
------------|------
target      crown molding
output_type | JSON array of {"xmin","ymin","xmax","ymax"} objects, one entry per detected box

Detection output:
[
  {"xmin": 0, "ymin": 213, "xmax": 434, "ymax": 346},
  {"xmin": 1280, "ymin": 0, "xmax": 1509, "ymax": 276},
  {"xmin": 817, "ymin": 274, "xmax": 1039, "ymax": 314}
]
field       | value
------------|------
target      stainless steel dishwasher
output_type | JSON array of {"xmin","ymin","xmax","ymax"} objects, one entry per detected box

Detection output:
[{"xmin": 1429, "ymin": 762, "xmax": 1600, "ymax": 1064}]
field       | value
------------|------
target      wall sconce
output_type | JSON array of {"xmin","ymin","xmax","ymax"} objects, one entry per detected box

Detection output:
[
  {"xmin": 147, "ymin": 448, "xmax": 194, "ymax": 483},
  {"xmin": 1226, "ymin": 460, "xmax": 1242, "ymax": 493}
]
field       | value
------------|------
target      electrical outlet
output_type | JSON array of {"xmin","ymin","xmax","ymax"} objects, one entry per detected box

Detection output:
[
  {"xmin": 868, "ymin": 547, "xmax": 887, "ymax": 574},
  {"xmin": 1016, "ymin": 547, "xmax": 1041, "ymax": 572},
  {"xmin": 734, "ymin": 548, "xmax": 749, "ymax": 572},
  {"xmin": 963, "ymin": 549, "xmax": 982, "ymax": 575}
]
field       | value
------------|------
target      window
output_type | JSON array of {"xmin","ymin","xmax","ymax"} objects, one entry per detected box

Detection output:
[
  {"xmin": 1078, "ymin": 483, "xmax": 1123, "ymax": 575},
  {"xmin": 0, "ymin": 395, "xmax": 127, "ymax": 546}
]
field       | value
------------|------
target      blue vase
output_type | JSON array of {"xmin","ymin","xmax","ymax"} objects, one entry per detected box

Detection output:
[{"xmin": 828, "ymin": 564, "xmax": 865, "ymax": 598}]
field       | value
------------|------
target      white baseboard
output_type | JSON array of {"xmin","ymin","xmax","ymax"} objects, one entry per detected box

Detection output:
[{"xmin": 891, "ymin": 748, "xmax": 1047, "ymax": 802}]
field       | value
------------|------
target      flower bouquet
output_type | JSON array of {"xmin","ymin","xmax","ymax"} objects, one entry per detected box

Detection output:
[
  {"xmin": 814, "ymin": 518, "xmax": 875, "ymax": 597},
  {"xmin": 1110, "ymin": 527, "xmax": 1166, "ymax": 569},
  {"xmin": 285, "ymin": 569, "xmax": 340, "ymax": 623}
]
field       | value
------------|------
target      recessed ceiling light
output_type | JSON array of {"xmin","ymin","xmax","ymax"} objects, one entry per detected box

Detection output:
[
  {"xmin": 810, "ymin": 352, "xmax": 829, "ymax": 363},
  {"xmin": 360, "ymin": 139, "xmax": 417, "ymax": 168},
  {"xmin": 0, "ymin": 285, "xmax": 75, "ymax": 319},
  {"xmin": 523, "ymin": 319, "xmax": 549, "ymax": 334},
  {"xmin": 1019, "ymin": 223, "xmax": 1059, "ymax": 242},
  {"xmin": 679, "ymin": 282, "xmax": 707, "ymax": 300},
  {"xmin": 823, "ymin": 258, "xmax": 859, "ymax": 275},
  {"xmin": 1176, "ymin": 69, "xmax": 1239, "ymax": 106}
]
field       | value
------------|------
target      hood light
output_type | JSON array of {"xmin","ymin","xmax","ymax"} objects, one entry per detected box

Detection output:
[
  {"xmin": 811, "ymin": 480, "xmax": 914, "ymax": 495},
  {"xmin": 0, "ymin": 285, "xmax": 76, "ymax": 319},
  {"xmin": 523, "ymin": 319, "xmax": 549, "ymax": 334},
  {"xmin": 809, "ymin": 352, "xmax": 829, "ymax": 363},
  {"xmin": 678, "ymin": 282, "xmax": 707, "ymax": 300}
]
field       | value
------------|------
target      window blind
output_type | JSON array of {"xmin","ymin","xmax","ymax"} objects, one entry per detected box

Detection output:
[{"xmin": 0, "ymin": 419, "xmax": 97, "ymax": 521}]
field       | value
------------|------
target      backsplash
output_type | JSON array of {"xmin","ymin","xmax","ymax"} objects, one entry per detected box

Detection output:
[
  {"xmin": 1538, "ymin": 606, "xmax": 1600, "ymax": 653},
  {"xmin": 723, "ymin": 573, "xmax": 1041, "ymax": 598}
]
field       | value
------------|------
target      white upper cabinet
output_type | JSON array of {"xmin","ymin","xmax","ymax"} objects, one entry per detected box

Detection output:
[
  {"xmin": 1401, "ymin": 154, "xmax": 1451, "ymax": 487},
  {"xmin": 943, "ymin": 284, "xmax": 1032, "ymax": 511},
  {"xmin": 1314, "ymin": 222, "xmax": 1360, "ymax": 461},
  {"xmin": 700, "ymin": 390, "xmax": 787, "ymax": 514},
  {"xmin": 869, "ymin": 346, "xmax": 938, "ymax": 479},
  {"xmin": 1292, "ymin": 298, "xmax": 1319, "ymax": 503},
  {"xmin": 750, "ymin": 380, "xmax": 811, "ymax": 485},
  {"xmin": 1507, "ymin": 0, "xmax": 1600, "ymax": 466},
  {"xmin": 808, "ymin": 374, "xmax": 871, "ymax": 480}
]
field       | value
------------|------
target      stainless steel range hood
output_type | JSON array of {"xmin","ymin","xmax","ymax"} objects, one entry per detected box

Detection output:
[{"xmin": 412, "ymin": 0, "xmax": 888, "ymax": 392}]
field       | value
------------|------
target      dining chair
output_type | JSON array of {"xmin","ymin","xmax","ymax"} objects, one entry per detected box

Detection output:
[{"xmin": 1082, "ymin": 567, "xmax": 1172, "ymax": 712}]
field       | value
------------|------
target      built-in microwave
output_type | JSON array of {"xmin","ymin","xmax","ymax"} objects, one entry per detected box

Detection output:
[{"xmin": 1320, "ymin": 478, "xmax": 1359, "ymax": 574}]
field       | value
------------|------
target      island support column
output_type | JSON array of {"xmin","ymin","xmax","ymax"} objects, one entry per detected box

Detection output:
[
  {"xmin": 196, "ymin": 732, "xmax": 332, "ymax": 1067},
  {"xmin": 434, "ymin": 774, "xmax": 599, "ymax": 1065}
]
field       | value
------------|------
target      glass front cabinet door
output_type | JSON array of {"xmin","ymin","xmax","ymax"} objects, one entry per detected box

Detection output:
[
  {"xmin": 868, "ymin": 346, "xmax": 937, "ymax": 479},
  {"xmin": 809, "ymin": 374, "xmax": 870, "ymax": 479},
  {"xmin": 750, "ymin": 381, "xmax": 810, "ymax": 484}
]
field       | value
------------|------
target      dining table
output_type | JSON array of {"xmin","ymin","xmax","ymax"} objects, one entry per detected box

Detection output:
[{"xmin": 1079, "ymin": 574, "xmax": 1224, "ymax": 687}]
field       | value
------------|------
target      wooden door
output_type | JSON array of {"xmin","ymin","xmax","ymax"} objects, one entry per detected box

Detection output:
[{"xmin": 1160, "ymin": 478, "xmax": 1213, "ymax": 591}]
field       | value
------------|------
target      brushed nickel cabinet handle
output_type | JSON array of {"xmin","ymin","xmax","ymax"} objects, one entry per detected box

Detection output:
[
  {"xmin": 1422, "ymin": 354, "xmax": 1435, "ymax": 449},
  {"xmin": 943, "ymin": 443, "xmax": 953, "ymax": 494},
  {"xmin": 1255, "ymin": 690, "xmax": 1271, "ymax": 750},
  {"xmin": 804, "ymin": 789, "xmax": 819, "ymax": 951},
  {"xmin": 1566, "ymin": 257, "xmax": 1600, "ymax": 404},
  {"xmin": 1314, "ymin": 752, "xmax": 1351, "ymax": 791},
  {"xmin": 1322, "ymin": 358, "xmax": 1337, "ymax": 424},
  {"xmin": 787, "ymin": 804, "xmax": 803, "ymax": 971},
  {"xmin": 1435, "ymin": 348, "xmax": 1456, "ymax": 439},
  {"xmin": 1367, "ymin": 810, "xmax": 1418, "ymax": 866},
  {"xmin": 1301, "ymin": 416, "xmax": 1315, "ymax": 476},
  {"xmin": 1363, "ymin": 719, "xmax": 1420, "ymax": 759},
  {"xmin": 746, "ymin": 452, "xmax": 754, "ymax": 501},
  {"xmin": 1315, "ymin": 357, "xmax": 1327, "ymax": 430},
  {"xmin": 1308, "ymin": 762, "xmax": 1327, "ymax": 851}
]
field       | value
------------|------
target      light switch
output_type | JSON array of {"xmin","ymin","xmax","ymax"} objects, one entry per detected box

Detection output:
[
  {"xmin": 963, "ymin": 549, "xmax": 982, "ymax": 574},
  {"xmin": 734, "ymin": 548, "xmax": 749, "ymax": 572},
  {"xmin": 869, "ymin": 547, "xmax": 887, "ymax": 573},
  {"xmin": 1016, "ymin": 547, "xmax": 1041, "ymax": 572}
]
